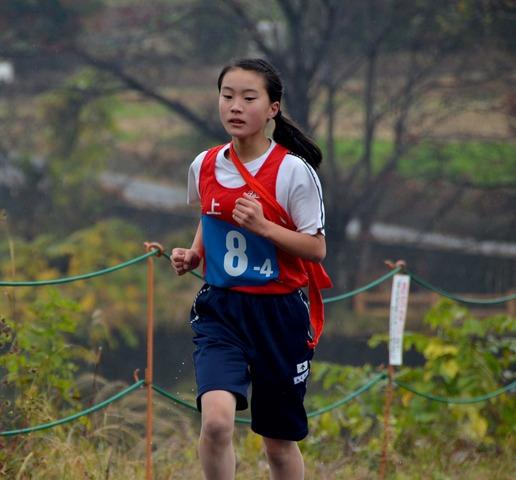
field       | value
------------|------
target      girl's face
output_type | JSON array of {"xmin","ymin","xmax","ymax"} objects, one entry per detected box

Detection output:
[{"xmin": 219, "ymin": 68, "xmax": 279, "ymax": 141}]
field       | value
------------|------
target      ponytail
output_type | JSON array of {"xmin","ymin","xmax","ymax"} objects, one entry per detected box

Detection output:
[
  {"xmin": 218, "ymin": 58, "xmax": 323, "ymax": 170},
  {"xmin": 273, "ymin": 111, "xmax": 322, "ymax": 170}
]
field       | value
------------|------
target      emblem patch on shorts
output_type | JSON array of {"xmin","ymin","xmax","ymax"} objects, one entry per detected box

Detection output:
[{"xmin": 293, "ymin": 361, "xmax": 310, "ymax": 385}]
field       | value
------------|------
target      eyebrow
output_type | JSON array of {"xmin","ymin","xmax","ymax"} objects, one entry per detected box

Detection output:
[{"xmin": 221, "ymin": 86, "xmax": 259, "ymax": 94}]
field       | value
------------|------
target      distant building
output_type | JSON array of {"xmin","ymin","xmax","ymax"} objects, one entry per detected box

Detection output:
[{"xmin": 0, "ymin": 61, "xmax": 14, "ymax": 83}]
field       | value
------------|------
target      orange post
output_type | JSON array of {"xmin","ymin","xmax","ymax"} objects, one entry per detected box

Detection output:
[
  {"xmin": 508, "ymin": 290, "xmax": 516, "ymax": 317},
  {"xmin": 379, "ymin": 364, "xmax": 395, "ymax": 480},
  {"xmin": 143, "ymin": 242, "xmax": 163, "ymax": 480}
]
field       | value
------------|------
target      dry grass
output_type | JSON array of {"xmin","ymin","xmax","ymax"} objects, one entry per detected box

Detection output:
[{"xmin": 3, "ymin": 396, "xmax": 514, "ymax": 480}]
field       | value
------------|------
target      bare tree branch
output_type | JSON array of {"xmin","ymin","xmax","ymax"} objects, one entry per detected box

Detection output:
[
  {"xmin": 308, "ymin": 1, "xmax": 343, "ymax": 74},
  {"xmin": 69, "ymin": 46, "xmax": 226, "ymax": 142},
  {"xmin": 221, "ymin": 0, "xmax": 278, "ymax": 63}
]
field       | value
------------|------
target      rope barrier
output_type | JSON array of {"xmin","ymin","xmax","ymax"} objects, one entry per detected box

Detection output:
[
  {"xmin": 306, "ymin": 373, "xmax": 386, "ymax": 417},
  {"xmin": 1, "ymin": 250, "xmax": 513, "ymax": 307},
  {"xmin": 152, "ymin": 385, "xmax": 251, "ymax": 424},
  {"xmin": 3, "ymin": 377, "xmax": 512, "ymax": 438},
  {"xmin": 394, "ymin": 379, "xmax": 516, "ymax": 404},
  {"xmin": 0, "ymin": 380, "xmax": 144, "ymax": 437},
  {"xmin": 408, "ymin": 271, "xmax": 516, "ymax": 305},
  {"xmin": 153, "ymin": 374, "xmax": 387, "ymax": 423},
  {"xmin": 322, "ymin": 269, "xmax": 400, "ymax": 303},
  {"xmin": 1, "ymin": 245, "xmax": 514, "ymax": 454},
  {"xmin": 0, "ymin": 251, "xmax": 159, "ymax": 287},
  {"xmin": 160, "ymin": 257, "xmax": 516, "ymax": 307},
  {"xmin": 160, "ymin": 251, "xmax": 204, "ymax": 280},
  {"xmin": 190, "ymin": 270, "xmax": 204, "ymax": 280},
  {"xmin": 161, "ymin": 250, "xmax": 401, "ymax": 299}
]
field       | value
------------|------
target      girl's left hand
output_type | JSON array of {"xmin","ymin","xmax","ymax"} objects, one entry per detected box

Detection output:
[{"xmin": 232, "ymin": 193, "xmax": 269, "ymax": 236}]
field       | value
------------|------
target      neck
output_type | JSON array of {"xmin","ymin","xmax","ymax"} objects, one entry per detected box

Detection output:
[{"xmin": 232, "ymin": 136, "xmax": 270, "ymax": 163}]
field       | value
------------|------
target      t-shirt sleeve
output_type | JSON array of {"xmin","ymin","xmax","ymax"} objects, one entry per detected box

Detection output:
[
  {"xmin": 187, "ymin": 151, "xmax": 207, "ymax": 205},
  {"xmin": 277, "ymin": 155, "xmax": 326, "ymax": 235}
]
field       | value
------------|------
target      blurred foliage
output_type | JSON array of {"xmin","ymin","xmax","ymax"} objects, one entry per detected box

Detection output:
[
  {"xmin": 0, "ymin": 290, "xmax": 90, "ymax": 431},
  {"xmin": 0, "ymin": 217, "xmax": 195, "ymax": 344},
  {"xmin": 386, "ymin": 300, "xmax": 515, "ymax": 442},
  {"xmin": 401, "ymin": 142, "xmax": 516, "ymax": 186},
  {"xmin": 180, "ymin": 0, "xmax": 251, "ymax": 64},
  {"xmin": 0, "ymin": 0, "xmax": 101, "ymax": 51},
  {"xmin": 0, "ymin": 373, "xmax": 200, "ymax": 479},
  {"xmin": 0, "ymin": 216, "xmax": 200, "ymax": 436},
  {"xmin": 40, "ymin": 68, "xmax": 119, "ymax": 233},
  {"xmin": 331, "ymin": 138, "xmax": 516, "ymax": 186},
  {"xmin": 0, "ymin": 216, "xmax": 205, "ymax": 371},
  {"xmin": 1, "ymin": 298, "xmax": 515, "ymax": 478},
  {"xmin": 0, "ymin": 1, "xmax": 514, "ymax": 476},
  {"xmin": 1, "ymin": 0, "xmax": 514, "ymax": 252},
  {"xmin": 306, "ymin": 299, "xmax": 515, "ymax": 474},
  {"xmin": 1, "ymin": 67, "xmax": 120, "ymax": 238}
]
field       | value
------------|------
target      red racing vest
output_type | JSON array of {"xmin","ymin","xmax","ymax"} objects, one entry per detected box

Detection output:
[{"xmin": 198, "ymin": 143, "xmax": 332, "ymax": 347}]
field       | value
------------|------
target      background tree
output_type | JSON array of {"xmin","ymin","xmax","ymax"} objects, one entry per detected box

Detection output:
[
  {"xmin": 214, "ymin": 0, "xmax": 516, "ymax": 289},
  {"xmin": 1, "ymin": 0, "xmax": 514, "ymax": 291}
]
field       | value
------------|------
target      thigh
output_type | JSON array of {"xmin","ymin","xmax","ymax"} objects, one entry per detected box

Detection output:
[
  {"xmin": 248, "ymin": 290, "xmax": 314, "ymax": 441},
  {"xmin": 250, "ymin": 375, "xmax": 311, "ymax": 441},
  {"xmin": 250, "ymin": 289, "xmax": 314, "ymax": 384},
  {"xmin": 200, "ymin": 390, "xmax": 237, "ymax": 425},
  {"xmin": 191, "ymin": 285, "xmax": 251, "ymax": 411}
]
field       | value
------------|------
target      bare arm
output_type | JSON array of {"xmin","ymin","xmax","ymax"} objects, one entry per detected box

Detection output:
[
  {"xmin": 170, "ymin": 221, "xmax": 204, "ymax": 275},
  {"xmin": 190, "ymin": 220, "xmax": 203, "ymax": 254},
  {"xmin": 233, "ymin": 195, "xmax": 326, "ymax": 263}
]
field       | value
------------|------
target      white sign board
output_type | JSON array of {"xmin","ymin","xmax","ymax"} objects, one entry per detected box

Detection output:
[{"xmin": 389, "ymin": 274, "xmax": 411, "ymax": 365}]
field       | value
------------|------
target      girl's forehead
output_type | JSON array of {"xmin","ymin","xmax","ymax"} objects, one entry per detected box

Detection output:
[{"xmin": 220, "ymin": 68, "xmax": 267, "ymax": 91}]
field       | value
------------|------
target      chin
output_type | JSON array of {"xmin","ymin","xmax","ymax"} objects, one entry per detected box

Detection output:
[{"xmin": 227, "ymin": 130, "xmax": 249, "ymax": 139}]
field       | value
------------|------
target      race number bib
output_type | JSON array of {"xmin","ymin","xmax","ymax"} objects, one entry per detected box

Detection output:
[{"xmin": 202, "ymin": 215, "xmax": 279, "ymax": 287}]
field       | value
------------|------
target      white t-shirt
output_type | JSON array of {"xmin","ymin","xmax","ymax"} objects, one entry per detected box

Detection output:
[{"xmin": 187, "ymin": 140, "xmax": 325, "ymax": 235}]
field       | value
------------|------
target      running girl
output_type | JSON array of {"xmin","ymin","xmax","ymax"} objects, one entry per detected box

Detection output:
[{"xmin": 171, "ymin": 58, "xmax": 331, "ymax": 480}]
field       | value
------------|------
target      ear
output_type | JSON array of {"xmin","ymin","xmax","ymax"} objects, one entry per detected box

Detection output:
[{"xmin": 269, "ymin": 101, "xmax": 280, "ymax": 119}]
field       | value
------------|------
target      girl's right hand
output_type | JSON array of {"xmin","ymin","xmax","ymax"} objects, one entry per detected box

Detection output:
[{"xmin": 170, "ymin": 248, "xmax": 201, "ymax": 276}]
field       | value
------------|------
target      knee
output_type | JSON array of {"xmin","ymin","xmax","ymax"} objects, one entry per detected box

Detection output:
[
  {"xmin": 263, "ymin": 439, "xmax": 296, "ymax": 467},
  {"xmin": 201, "ymin": 416, "xmax": 234, "ymax": 446}
]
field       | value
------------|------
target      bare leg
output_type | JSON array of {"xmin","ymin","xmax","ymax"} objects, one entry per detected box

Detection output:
[
  {"xmin": 263, "ymin": 437, "xmax": 304, "ymax": 480},
  {"xmin": 199, "ymin": 390, "xmax": 237, "ymax": 480}
]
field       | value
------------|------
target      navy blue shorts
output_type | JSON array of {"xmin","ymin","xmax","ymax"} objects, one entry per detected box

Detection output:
[{"xmin": 190, "ymin": 284, "xmax": 314, "ymax": 441}]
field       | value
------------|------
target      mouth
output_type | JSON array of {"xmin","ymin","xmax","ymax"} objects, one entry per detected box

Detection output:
[{"xmin": 228, "ymin": 118, "xmax": 245, "ymax": 126}]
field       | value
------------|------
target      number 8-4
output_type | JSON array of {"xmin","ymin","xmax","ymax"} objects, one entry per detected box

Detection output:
[{"xmin": 223, "ymin": 230, "xmax": 274, "ymax": 278}]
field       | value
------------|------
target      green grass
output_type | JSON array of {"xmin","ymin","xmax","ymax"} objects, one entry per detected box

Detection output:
[
  {"xmin": 3, "ymin": 413, "xmax": 513, "ymax": 479},
  {"xmin": 325, "ymin": 138, "xmax": 516, "ymax": 185},
  {"xmin": 110, "ymin": 99, "xmax": 171, "ymax": 122}
]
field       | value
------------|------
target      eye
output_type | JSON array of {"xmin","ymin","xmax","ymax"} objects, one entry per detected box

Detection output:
[
  {"xmin": 222, "ymin": 94, "xmax": 232, "ymax": 100},
  {"xmin": 245, "ymin": 97, "xmax": 256, "ymax": 102}
]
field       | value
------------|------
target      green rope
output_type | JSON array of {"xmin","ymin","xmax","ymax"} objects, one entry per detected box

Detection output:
[
  {"xmin": 307, "ymin": 373, "xmax": 387, "ymax": 417},
  {"xmin": 394, "ymin": 379, "xmax": 516, "ymax": 404},
  {"xmin": 151, "ymin": 384, "xmax": 198, "ymax": 413},
  {"xmin": 0, "ymin": 251, "xmax": 159, "ymax": 287},
  {"xmin": 408, "ymin": 271, "xmax": 516, "ymax": 305},
  {"xmin": 161, "ymin": 251, "xmax": 401, "ymax": 300},
  {"xmin": 0, "ymin": 380, "xmax": 144, "ymax": 437},
  {"xmin": 322, "ymin": 268, "xmax": 401, "ymax": 303},
  {"xmin": 189, "ymin": 270, "xmax": 204, "ymax": 280},
  {"xmin": 3, "ymin": 376, "xmax": 512, "ymax": 437},
  {"xmin": 152, "ymin": 384, "xmax": 252, "ymax": 424},
  {"xmin": 153, "ymin": 374, "xmax": 387, "ymax": 423},
  {"xmin": 160, "ymin": 251, "xmax": 204, "ymax": 280}
]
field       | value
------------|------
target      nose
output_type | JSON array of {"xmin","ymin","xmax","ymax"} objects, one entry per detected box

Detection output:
[{"xmin": 230, "ymin": 99, "xmax": 243, "ymax": 113}]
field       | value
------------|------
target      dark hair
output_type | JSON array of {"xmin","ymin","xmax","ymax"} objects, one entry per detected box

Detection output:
[{"xmin": 217, "ymin": 58, "xmax": 322, "ymax": 170}]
